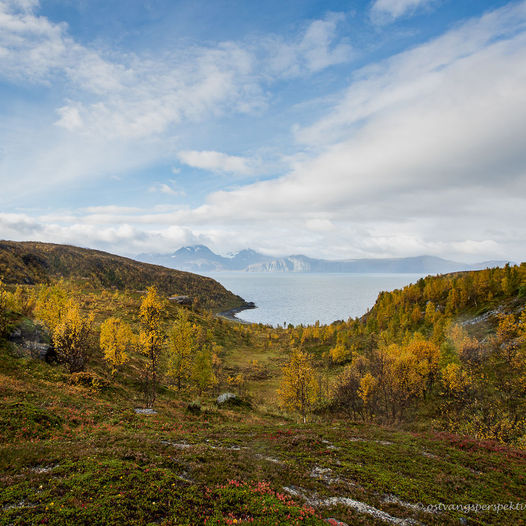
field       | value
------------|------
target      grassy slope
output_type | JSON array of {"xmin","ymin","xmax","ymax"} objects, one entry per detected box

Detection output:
[
  {"xmin": 1, "ymin": 339, "xmax": 525, "ymax": 526},
  {"xmin": 1, "ymin": 294, "xmax": 525, "ymax": 525},
  {"xmin": 0, "ymin": 241, "xmax": 244, "ymax": 312},
  {"xmin": 1, "ymin": 251, "xmax": 525, "ymax": 525}
]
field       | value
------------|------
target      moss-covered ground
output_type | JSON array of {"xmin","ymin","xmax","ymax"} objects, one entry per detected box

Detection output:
[{"xmin": 1, "ymin": 331, "xmax": 525, "ymax": 526}]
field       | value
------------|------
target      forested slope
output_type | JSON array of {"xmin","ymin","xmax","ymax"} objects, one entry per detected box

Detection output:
[
  {"xmin": 0, "ymin": 262, "xmax": 525, "ymax": 525},
  {"xmin": 0, "ymin": 241, "xmax": 244, "ymax": 311}
]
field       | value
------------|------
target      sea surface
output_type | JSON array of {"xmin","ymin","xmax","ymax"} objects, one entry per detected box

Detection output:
[{"xmin": 205, "ymin": 272, "xmax": 426, "ymax": 327}]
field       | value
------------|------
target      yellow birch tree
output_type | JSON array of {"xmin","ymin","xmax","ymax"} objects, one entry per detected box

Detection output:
[
  {"xmin": 191, "ymin": 344, "xmax": 217, "ymax": 395},
  {"xmin": 358, "ymin": 372, "xmax": 377, "ymax": 420},
  {"xmin": 138, "ymin": 287, "xmax": 165, "ymax": 407},
  {"xmin": 34, "ymin": 282, "xmax": 69, "ymax": 333},
  {"xmin": 278, "ymin": 349, "xmax": 317, "ymax": 423},
  {"xmin": 166, "ymin": 309, "xmax": 196, "ymax": 390},
  {"xmin": 0, "ymin": 281, "xmax": 9, "ymax": 337},
  {"xmin": 100, "ymin": 317, "xmax": 134, "ymax": 374},
  {"xmin": 52, "ymin": 300, "xmax": 94, "ymax": 373}
]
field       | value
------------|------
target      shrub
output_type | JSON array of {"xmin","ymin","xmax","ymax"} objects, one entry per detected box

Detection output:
[{"xmin": 69, "ymin": 371, "xmax": 109, "ymax": 391}]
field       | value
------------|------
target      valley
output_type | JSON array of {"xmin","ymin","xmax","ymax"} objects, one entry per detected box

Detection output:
[{"xmin": 0, "ymin": 242, "xmax": 525, "ymax": 525}]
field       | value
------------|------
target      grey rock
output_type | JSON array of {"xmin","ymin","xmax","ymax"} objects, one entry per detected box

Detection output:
[
  {"xmin": 134, "ymin": 408, "xmax": 157, "ymax": 415},
  {"xmin": 9, "ymin": 320, "xmax": 53, "ymax": 361},
  {"xmin": 10, "ymin": 328, "xmax": 22, "ymax": 338},
  {"xmin": 216, "ymin": 392, "xmax": 238, "ymax": 405},
  {"xmin": 169, "ymin": 295, "xmax": 192, "ymax": 305}
]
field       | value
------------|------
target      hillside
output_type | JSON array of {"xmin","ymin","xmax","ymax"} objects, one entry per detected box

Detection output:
[
  {"xmin": 0, "ymin": 241, "xmax": 245, "ymax": 312},
  {"xmin": 0, "ymin": 263, "xmax": 525, "ymax": 525}
]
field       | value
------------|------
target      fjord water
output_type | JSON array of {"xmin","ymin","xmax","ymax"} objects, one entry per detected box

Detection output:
[{"xmin": 206, "ymin": 272, "xmax": 425, "ymax": 326}]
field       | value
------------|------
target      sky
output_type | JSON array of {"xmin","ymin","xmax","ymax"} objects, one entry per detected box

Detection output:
[{"xmin": 0, "ymin": 0, "xmax": 525, "ymax": 262}]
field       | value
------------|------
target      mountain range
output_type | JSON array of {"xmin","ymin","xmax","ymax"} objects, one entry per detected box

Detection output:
[{"xmin": 136, "ymin": 245, "xmax": 511, "ymax": 274}]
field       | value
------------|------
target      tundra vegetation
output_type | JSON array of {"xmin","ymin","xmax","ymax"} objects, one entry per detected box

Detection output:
[{"xmin": 0, "ymin": 248, "xmax": 525, "ymax": 525}]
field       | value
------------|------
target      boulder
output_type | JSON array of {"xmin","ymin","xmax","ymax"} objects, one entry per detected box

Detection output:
[
  {"xmin": 216, "ymin": 392, "xmax": 238, "ymax": 405},
  {"xmin": 134, "ymin": 408, "xmax": 157, "ymax": 415},
  {"xmin": 216, "ymin": 392, "xmax": 250, "ymax": 408},
  {"xmin": 8, "ymin": 319, "xmax": 54, "ymax": 361}
]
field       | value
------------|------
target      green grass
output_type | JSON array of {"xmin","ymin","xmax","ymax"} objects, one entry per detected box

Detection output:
[
  {"xmin": 1, "ymin": 277, "xmax": 526, "ymax": 526},
  {"xmin": 2, "ymin": 339, "xmax": 525, "ymax": 526}
]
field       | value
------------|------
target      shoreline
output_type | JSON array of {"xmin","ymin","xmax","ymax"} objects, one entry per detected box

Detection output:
[{"xmin": 217, "ymin": 301, "xmax": 256, "ymax": 324}]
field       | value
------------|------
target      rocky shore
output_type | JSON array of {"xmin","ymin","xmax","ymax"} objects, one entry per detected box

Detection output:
[{"xmin": 218, "ymin": 301, "xmax": 256, "ymax": 323}]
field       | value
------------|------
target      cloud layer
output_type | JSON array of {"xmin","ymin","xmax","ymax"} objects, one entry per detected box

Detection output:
[
  {"xmin": 1, "ymin": 1, "xmax": 526, "ymax": 263},
  {"xmin": 0, "ymin": 2, "xmax": 350, "ymax": 195}
]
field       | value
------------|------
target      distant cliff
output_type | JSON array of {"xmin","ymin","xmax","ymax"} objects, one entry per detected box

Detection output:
[{"xmin": 137, "ymin": 246, "xmax": 512, "ymax": 274}]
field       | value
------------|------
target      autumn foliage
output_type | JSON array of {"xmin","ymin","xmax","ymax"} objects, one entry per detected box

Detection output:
[
  {"xmin": 100, "ymin": 317, "xmax": 134, "ymax": 374},
  {"xmin": 2, "ymin": 256, "xmax": 525, "ymax": 447},
  {"xmin": 138, "ymin": 287, "xmax": 165, "ymax": 407},
  {"xmin": 278, "ymin": 349, "xmax": 317, "ymax": 422}
]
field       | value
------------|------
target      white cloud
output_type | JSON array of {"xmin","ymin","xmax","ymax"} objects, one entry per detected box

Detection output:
[
  {"xmin": 4, "ymin": 0, "xmax": 38, "ymax": 13},
  {"xmin": 0, "ymin": 1, "xmax": 68, "ymax": 83},
  {"xmin": 0, "ymin": 1, "xmax": 352, "ymax": 199},
  {"xmin": 148, "ymin": 180, "xmax": 184, "ymax": 196},
  {"xmin": 2, "ymin": 199, "xmax": 523, "ymax": 262},
  {"xmin": 305, "ymin": 218, "xmax": 335, "ymax": 232},
  {"xmin": 177, "ymin": 150, "xmax": 253, "ymax": 175},
  {"xmin": 371, "ymin": 0, "xmax": 435, "ymax": 22},
  {"xmin": 81, "ymin": 206, "xmax": 143, "ymax": 214},
  {"xmin": 0, "ymin": 212, "xmax": 204, "ymax": 255},
  {"xmin": 297, "ymin": 3, "xmax": 526, "ymax": 148},
  {"xmin": 144, "ymin": 1, "xmax": 526, "ymax": 262},
  {"xmin": 2, "ymin": 1, "xmax": 526, "ymax": 263},
  {"xmin": 264, "ymin": 13, "xmax": 352, "ymax": 77},
  {"xmin": 0, "ymin": 0, "xmax": 125, "ymax": 94},
  {"xmin": 55, "ymin": 105, "xmax": 83, "ymax": 131},
  {"xmin": 0, "ymin": 3, "xmax": 351, "ymax": 144}
]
